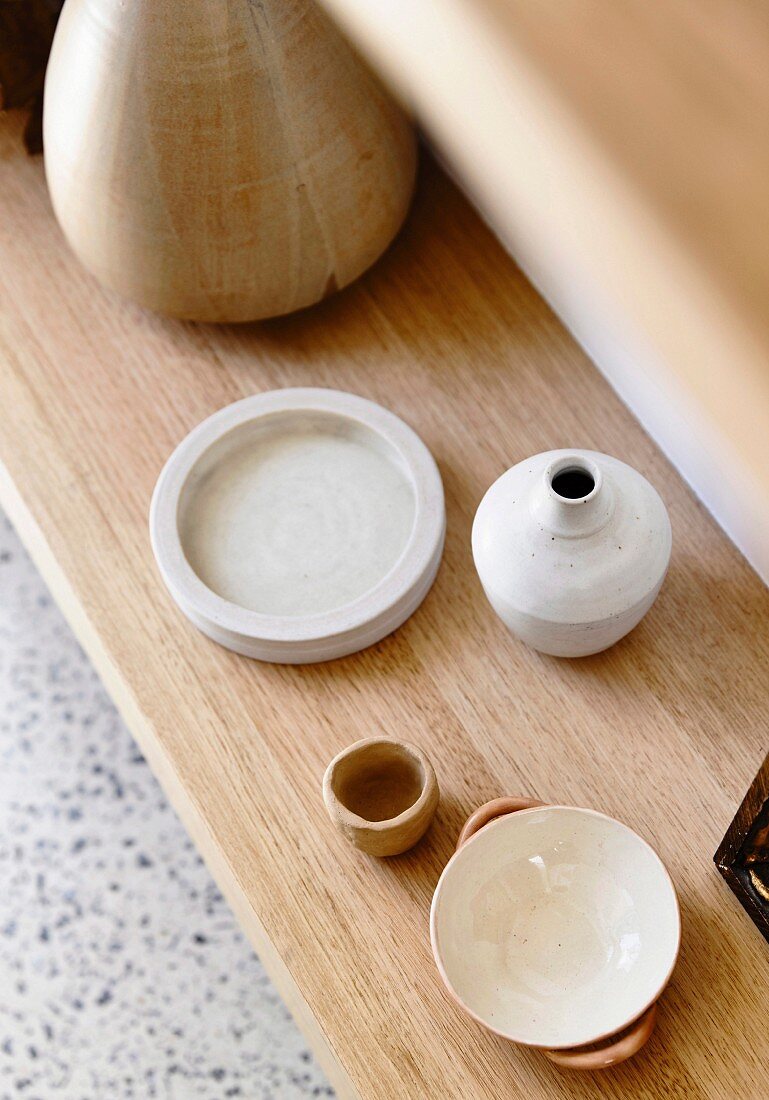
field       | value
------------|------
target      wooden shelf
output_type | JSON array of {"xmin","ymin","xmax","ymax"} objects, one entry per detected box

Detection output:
[
  {"xmin": 1, "ymin": 111, "xmax": 768, "ymax": 1098},
  {"xmin": 319, "ymin": 0, "xmax": 769, "ymax": 572}
]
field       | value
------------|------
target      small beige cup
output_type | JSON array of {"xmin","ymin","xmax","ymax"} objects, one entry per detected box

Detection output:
[{"xmin": 323, "ymin": 737, "xmax": 439, "ymax": 857}]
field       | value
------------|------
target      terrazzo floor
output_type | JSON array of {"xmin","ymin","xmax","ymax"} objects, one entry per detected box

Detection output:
[{"xmin": 0, "ymin": 513, "xmax": 334, "ymax": 1100}]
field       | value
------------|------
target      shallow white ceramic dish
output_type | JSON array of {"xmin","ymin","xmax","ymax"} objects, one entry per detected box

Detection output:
[
  {"xmin": 431, "ymin": 800, "xmax": 680, "ymax": 1069},
  {"xmin": 150, "ymin": 389, "xmax": 445, "ymax": 663}
]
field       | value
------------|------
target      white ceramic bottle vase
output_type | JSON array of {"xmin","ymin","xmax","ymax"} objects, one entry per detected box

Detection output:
[
  {"xmin": 472, "ymin": 450, "xmax": 672, "ymax": 657},
  {"xmin": 43, "ymin": 0, "xmax": 416, "ymax": 322}
]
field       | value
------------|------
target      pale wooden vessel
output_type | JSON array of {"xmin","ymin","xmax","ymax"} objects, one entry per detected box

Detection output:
[
  {"xmin": 42, "ymin": 0, "xmax": 416, "ymax": 322},
  {"xmin": 2, "ymin": 112, "xmax": 769, "ymax": 1097}
]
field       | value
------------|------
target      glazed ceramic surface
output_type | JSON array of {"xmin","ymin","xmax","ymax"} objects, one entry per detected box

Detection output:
[
  {"xmin": 180, "ymin": 420, "xmax": 415, "ymax": 617},
  {"xmin": 431, "ymin": 805, "xmax": 680, "ymax": 1050},
  {"xmin": 150, "ymin": 389, "xmax": 445, "ymax": 663},
  {"xmin": 472, "ymin": 449, "xmax": 671, "ymax": 656}
]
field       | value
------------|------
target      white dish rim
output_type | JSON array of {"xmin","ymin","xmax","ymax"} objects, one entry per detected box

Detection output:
[
  {"xmin": 149, "ymin": 387, "xmax": 445, "ymax": 662},
  {"xmin": 430, "ymin": 803, "xmax": 681, "ymax": 1050}
]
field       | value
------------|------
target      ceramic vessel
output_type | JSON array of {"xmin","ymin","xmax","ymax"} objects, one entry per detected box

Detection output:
[
  {"xmin": 43, "ymin": 0, "xmax": 416, "ymax": 322},
  {"xmin": 323, "ymin": 738, "xmax": 439, "ymax": 856},
  {"xmin": 150, "ymin": 388, "xmax": 445, "ymax": 663},
  {"xmin": 472, "ymin": 449, "xmax": 671, "ymax": 657},
  {"xmin": 431, "ymin": 798, "xmax": 680, "ymax": 1070}
]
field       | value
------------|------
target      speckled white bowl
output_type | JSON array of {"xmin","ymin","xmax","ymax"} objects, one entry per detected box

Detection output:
[{"xmin": 431, "ymin": 800, "xmax": 680, "ymax": 1070}]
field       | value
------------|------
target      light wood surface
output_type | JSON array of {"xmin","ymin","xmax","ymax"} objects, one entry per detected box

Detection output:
[
  {"xmin": 316, "ymin": 0, "xmax": 769, "ymax": 578},
  {"xmin": 43, "ymin": 0, "xmax": 415, "ymax": 322},
  {"xmin": 1, "ymin": 110, "xmax": 768, "ymax": 1097}
]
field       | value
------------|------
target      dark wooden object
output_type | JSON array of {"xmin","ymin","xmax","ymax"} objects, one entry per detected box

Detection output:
[
  {"xmin": 715, "ymin": 753, "xmax": 769, "ymax": 943},
  {"xmin": 0, "ymin": 0, "xmax": 64, "ymax": 152}
]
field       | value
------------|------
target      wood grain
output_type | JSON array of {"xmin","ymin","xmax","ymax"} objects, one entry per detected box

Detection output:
[
  {"xmin": 43, "ymin": 0, "xmax": 416, "ymax": 322},
  {"xmin": 1, "ymin": 111, "xmax": 768, "ymax": 1097}
]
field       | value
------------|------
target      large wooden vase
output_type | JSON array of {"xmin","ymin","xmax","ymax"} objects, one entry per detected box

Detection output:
[{"xmin": 43, "ymin": 0, "xmax": 416, "ymax": 322}]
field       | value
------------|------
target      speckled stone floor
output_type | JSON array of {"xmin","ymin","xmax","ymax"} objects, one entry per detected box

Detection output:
[{"xmin": 0, "ymin": 514, "xmax": 334, "ymax": 1100}]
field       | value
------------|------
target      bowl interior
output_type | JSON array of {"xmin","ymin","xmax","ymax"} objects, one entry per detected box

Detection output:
[
  {"xmin": 177, "ymin": 410, "xmax": 416, "ymax": 617},
  {"xmin": 431, "ymin": 806, "xmax": 679, "ymax": 1049},
  {"xmin": 330, "ymin": 741, "xmax": 426, "ymax": 823}
]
